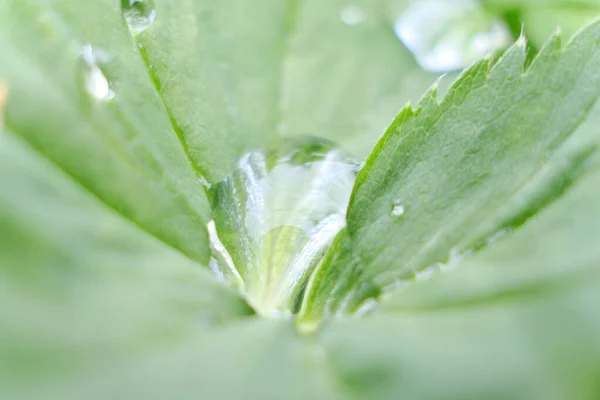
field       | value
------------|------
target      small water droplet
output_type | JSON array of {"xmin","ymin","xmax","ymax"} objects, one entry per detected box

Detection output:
[
  {"xmin": 80, "ymin": 44, "xmax": 114, "ymax": 101},
  {"xmin": 198, "ymin": 175, "xmax": 212, "ymax": 190},
  {"xmin": 393, "ymin": 0, "xmax": 512, "ymax": 72},
  {"xmin": 121, "ymin": 0, "xmax": 156, "ymax": 34},
  {"xmin": 391, "ymin": 201, "xmax": 405, "ymax": 217},
  {"xmin": 339, "ymin": 5, "xmax": 366, "ymax": 26}
]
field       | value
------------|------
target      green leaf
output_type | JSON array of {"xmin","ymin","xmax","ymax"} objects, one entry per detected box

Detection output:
[
  {"xmin": 3, "ymin": 0, "xmax": 600, "ymax": 399},
  {"xmin": 0, "ymin": 133, "xmax": 252, "ymax": 397},
  {"xmin": 131, "ymin": 0, "xmax": 289, "ymax": 181},
  {"xmin": 301, "ymin": 19, "xmax": 600, "ymax": 321},
  {"xmin": 9, "ymin": 318, "xmax": 350, "ymax": 400},
  {"xmin": 276, "ymin": 0, "xmax": 445, "ymax": 159},
  {"xmin": 381, "ymin": 149, "xmax": 600, "ymax": 312},
  {"xmin": 320, "ymin": 159, "xmax": 600, "ymax": 400},
  {"xmin": 0, "ymin": 0, "xmax": 212, "ymax": 263},
  {"xmin": 133, "ymin": 0, "xmax": 443, "ymax": 180}
]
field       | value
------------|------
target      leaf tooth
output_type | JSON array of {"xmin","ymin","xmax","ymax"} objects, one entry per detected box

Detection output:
[
  {"xmin": 416, "ymin": 80, "xmax": 440, "ymax": 113},
  {"xmin": 351, "ymin": 104, "xmax": 417, "ymax": 193},
  {"xmin": 526, "ymin": 31, "xmax": 562, "ymax": 73},
  {"xmin": 441, "ymin": 59, "xmax": 488, "ymax": 110},
  {"xmin": 489, "ymin": 34, "xmax": 527, "ymax": 77},
  {"xmin": 392, "ymin": 103, "xmax": 416, "ymax": 134}
]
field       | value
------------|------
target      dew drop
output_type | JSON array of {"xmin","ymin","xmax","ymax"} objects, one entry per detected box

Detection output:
[
  {"xmin": 210, "ymin": 137, "xmax": 359, "ymax": 316},
  {"xmin": 80, "ymin": 44, "xmax": 115, "ymax": 101},
  {"xmin": 121, "ymin": 0, "xmax": 156, "ymax": 34},
  {"xmin": 393, "ymin": 0, "xmax": 512, "ymax": 72},
  {"xmin": 198, "ymin": 175, "xmax": 212, "ymax": 190},
  {"xmin": 391, "ymin": 201, "xmax": 405, "ymax": 218},
  {"xmin": 339, "ymin": 5, "xmax": 366, "ymax": 26}
]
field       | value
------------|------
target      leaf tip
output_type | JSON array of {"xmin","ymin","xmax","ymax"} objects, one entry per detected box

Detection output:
[
  {"xmin": 488, "ymin": 34, "xmax": 528, "ymax": 75},
  {"xmin": 387, "ymin": 104, "xmax": 411, "ymax": 137},
  {"xmin": 526, "ymin": 30, "xmax": 563, "ymax": 71},
  {"xmin": 417, "ymin": 78, "xmax": 442, "ymax": 111},
  {"xmin": 516, "ymin": 28, "xmax": 528, "ymax": 49}
]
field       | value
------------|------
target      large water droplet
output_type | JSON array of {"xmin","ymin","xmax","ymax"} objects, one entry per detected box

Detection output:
[
  {"xmin": 210, "ymin": 137, "xmax": 358, "ymax": 316},
  {"xmin": 339, "ymin": 5, "xmax": 366, "ymax": 26},
  {"xmin": 80, "ymin": 44, "xmax": 114, "ymax": 101},
  {"xmin": 121, "ymin": 0, "xmax": 156, "ymax": 34},
  {"xmin": 393, "ymin": 0, "xmax": 512, "ymax": 72}
]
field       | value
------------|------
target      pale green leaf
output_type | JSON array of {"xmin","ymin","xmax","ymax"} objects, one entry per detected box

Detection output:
[
  {"xmin": 0, "ymin": 0, "xmax": 212, "ymax": 263},
  {"xmin": 277, "ymin": 0, "xmax": 445, "ymax": 159},
  {"xmin": 9, "ymin": 319, "xmax": 350, "ymax": 400},
  {"xmin": 301, "ymin": 19, "xmax": 600, "ymax": 321},
  {"xmin": 2, "ymin": 1, "xmax": 600, "ymax": 399},
  {"xmin": 320, "ymin": 159, "xmax": 600, "ymax": 400},
  {"xmin": 0, "ymin": 133, "xmax": 252, "ymax": 398},
  {"xmin": 134, "ymin": 0, "xmax": 443, "ymax": 180}
]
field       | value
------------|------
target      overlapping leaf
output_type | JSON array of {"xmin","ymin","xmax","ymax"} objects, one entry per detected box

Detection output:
[
  {"xmin": 134, "ymin": 0, "xmax": 442, "ymax": 180},
  {"xmin": 301, "ymin": 20, "xmax": 600, "ymax": 321}
]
